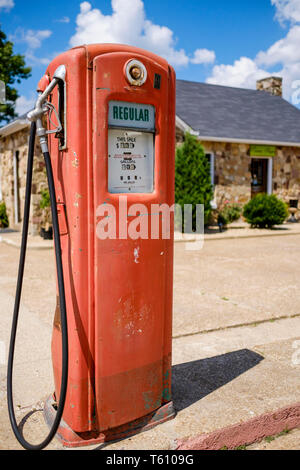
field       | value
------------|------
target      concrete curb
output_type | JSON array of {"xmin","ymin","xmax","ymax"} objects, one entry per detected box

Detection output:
[
  {"xmin": 176, "ymin": 402, "xmax": 300, "ymax": 450},
  {"xmin": 1, "ymin": 228, "xmax": 300, "ymax": 249},
  {"xmin": 0, "ymin": 235, "xmax": 53, "ymax": 251},
  {"xmin": 175, "ymin": 230, "xmax": 300, "ymax": 243}
]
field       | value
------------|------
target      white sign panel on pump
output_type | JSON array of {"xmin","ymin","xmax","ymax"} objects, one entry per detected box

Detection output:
[
  {"xmin": 108, "ymin": 129, "xmax": 154, "ymax": 194},
  {"xmin": 108, "ymin": 101, "xmax": 155, "ymax": 194}
]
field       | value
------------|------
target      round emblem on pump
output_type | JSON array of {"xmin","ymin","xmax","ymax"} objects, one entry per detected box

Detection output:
[{"xmin": 125, "ymin": 59, "xmax": 147, "ymax": 86}]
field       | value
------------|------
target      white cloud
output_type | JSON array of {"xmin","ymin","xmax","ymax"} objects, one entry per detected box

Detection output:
[
  {"xmin": 207, "ymin": 0, "xmax": 300, "ymax": 102},
  {"xmin": 25, "ymin": 52, "xmax": 52, "ymax": 66},
  {"xmin": 0, "ymin": 0, "xmax": 14, "ymax": 11},
  {"xmin": 207, "ymin": 57, "xmax": 269, "ymax": 89},
  {"xmin": 12, "ymin": 28, "xmax": 52, "ymax": 50},
  {"xmin": 191, "ymin": 49, "xmax": 216, "ymax": 65},
  {"xmin": 10, "ymin": 28, "xmax": 52, "ymax": 66},
  {"xmin": 55, "ymin": 16, "xmax": 70, "ymax": 23},
  {"xmin": 70, "ymin": 1, "xmax": 210, "ymax": 68},
  {"xmin": 15, "ymin": 93, "xmax": 36, "ymax": 116},
  {"xmin": 256, "ymin": 24, "xmax": 300, "ymax": 66},
  {"xmin": 272, "ymin": 0, "xmax": 300, "ymax": 25}
]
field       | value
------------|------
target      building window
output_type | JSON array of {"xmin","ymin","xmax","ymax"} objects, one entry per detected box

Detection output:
[{"xmin": 205, "ymin": 153, "xmax": 215, "ymax": 186}]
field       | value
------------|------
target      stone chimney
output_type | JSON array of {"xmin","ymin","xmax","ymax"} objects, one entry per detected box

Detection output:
[{"xmin": 256, "ymin": 76, "xmax": 282, "ymax": 97}]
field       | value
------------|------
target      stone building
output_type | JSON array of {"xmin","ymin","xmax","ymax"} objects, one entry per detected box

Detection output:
[
  {"xmin": 0, "ymin": 114, "xmax": 48, "ymax": 234},
  {"xmin": 176, "ymin": 76, "xmax": 300, "ymax": 208},
  {"xmin": 1, "ymin": 76, "xmax": 300, "ymax": 233}
]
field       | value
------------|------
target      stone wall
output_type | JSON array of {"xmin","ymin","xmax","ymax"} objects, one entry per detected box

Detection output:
[
  {"xmin": 176, "ymin": 128, "xmax": 300, "ymax": 211},
  {"xmin": 201, "ymin": 140, "xmax": 252, "ymax": 207},
  {"xmin": 0, "ymin": 127, "xmax": 49, "ymax": 235},
  {"xmin": 1, "ymin": 126, "xmax": 300, "ymax": 234}
]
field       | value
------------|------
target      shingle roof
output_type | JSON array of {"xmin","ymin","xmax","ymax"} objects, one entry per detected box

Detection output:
[{"xmin": 176, "ymin": 79, "xmax": 300, "ymax": 145}]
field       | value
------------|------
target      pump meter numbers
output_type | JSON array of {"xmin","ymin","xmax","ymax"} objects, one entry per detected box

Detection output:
[{"xmin": 108, "ymin": 129, "xmax": 154, "ymax": 193}]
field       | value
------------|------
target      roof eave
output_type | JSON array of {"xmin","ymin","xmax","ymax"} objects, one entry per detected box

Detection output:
[
  {"xmin": 0, "ymin": 119, "xmax": 30, "ymax": 137},
  {"xmin": 196, "ymin": 134, "xmax": 300, "ymax": 148},
  {"xmin": 175, "ymin": 115, "xmax": 199, "ymax": 136}
]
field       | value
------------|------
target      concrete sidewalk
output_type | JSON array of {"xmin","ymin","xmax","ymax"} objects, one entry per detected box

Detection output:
[
  {"xmin": 102, "ymin": 319, "xmax": 300, "ymax": 451},
  {"xmin": 1, "ymin": 221, "xmax": 300, "ymax": 251},
  {"xmin": 0, "ymin": 315, "xmax": 299, "ymax": 450},
  {"xmin": 0, "ymin": 234, "xmax": 299, "ymax": 450}
]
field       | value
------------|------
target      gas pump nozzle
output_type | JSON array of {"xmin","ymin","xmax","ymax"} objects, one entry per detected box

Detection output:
[
  {"xmin": 28, "ymin": 65, "xmax": 66, "ymax": 121},
  {"xmin": 27, "ymin": 65, "xmax": 66, "ymax": 153}
]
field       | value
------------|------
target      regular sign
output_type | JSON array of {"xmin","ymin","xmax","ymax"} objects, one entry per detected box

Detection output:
[{"xmin": 108, "ymin": 100, "xmax": 155, "ymax": 131}]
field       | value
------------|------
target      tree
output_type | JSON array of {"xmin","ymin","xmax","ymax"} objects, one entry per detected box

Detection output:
[
  {"xmin": 175, "ymin": 132, "xmax": 213, "ymax": 230},
  {"xmin": 0, "ymin": 26, "xmax": 31, "ymax": 124}
]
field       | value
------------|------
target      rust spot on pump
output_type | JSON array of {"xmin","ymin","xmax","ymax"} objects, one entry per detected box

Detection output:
[{"xmin": 53, "ymin": 296, "xmax": 61, "ymax": 331}]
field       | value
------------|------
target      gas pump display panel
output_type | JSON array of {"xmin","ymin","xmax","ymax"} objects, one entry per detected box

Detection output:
[
  {"xmin": 108, "ymin": 129, "xmax": 154, "ymax": 193},
  {"xmin": 108, "ymin": 101, "xmax": 155, "ymax": 194}
]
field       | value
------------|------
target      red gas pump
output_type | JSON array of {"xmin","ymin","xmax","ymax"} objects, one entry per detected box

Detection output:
[{"xmin": 7, "ymin": 44, "xmax": 176, "ymax": 449}]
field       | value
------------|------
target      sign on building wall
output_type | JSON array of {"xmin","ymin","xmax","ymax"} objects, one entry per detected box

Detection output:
[{"xmin": 250, "ymin": 145, "xmax": 276, "ymax": 157}]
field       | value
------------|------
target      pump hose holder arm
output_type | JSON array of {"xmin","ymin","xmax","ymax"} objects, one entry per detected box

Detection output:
[{"xmin": 7, "ymin": 65, "xmax": 69, "ymax": 450}]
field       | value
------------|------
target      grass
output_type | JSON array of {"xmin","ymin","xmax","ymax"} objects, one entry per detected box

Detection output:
[
  {"xmin": 263, "ymin": 428, "xmax": 291, "ymax": 444},
  {"xmin": 219, "ymin": 429, "xmax": 292, "ymax": 451}
]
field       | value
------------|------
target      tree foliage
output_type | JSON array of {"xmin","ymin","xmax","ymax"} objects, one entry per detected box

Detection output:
[
  {"xmin": 0, "ymin": 26, "xmax": 31, "ymax": 124},
  {"xmin": 175, "ymin": 132, "xmax": 213, "ymax": 229}
]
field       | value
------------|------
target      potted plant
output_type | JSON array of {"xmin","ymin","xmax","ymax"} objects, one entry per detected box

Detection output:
[
  {"xmin": 39, "ymin": 189, "xmax": 53, "ymax": 239},
  {"xmin": 216, "ymin": 199, "xmax": 242, "ymax": 232},
  {"xmin": 0, "ymin": 201, "xmax": 9, "ymax": 229}
]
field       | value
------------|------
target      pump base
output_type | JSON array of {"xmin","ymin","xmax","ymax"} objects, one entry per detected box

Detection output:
[{"xmin": 44, "ymin": 395, "xmax": 176, "ymax": 448}]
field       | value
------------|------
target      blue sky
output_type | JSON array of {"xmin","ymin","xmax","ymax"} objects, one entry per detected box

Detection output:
[{"xmin": 1, "ymin": 0, "xmax": 300, "ymax": 115}]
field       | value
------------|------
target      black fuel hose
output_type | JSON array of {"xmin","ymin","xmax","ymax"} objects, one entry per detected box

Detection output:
[{"xmin": 7, "ymin": 121, "xmax": 69, "ymax": 450}]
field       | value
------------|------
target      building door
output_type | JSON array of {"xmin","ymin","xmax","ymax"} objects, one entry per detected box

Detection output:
[{"xmin": 251, "ymin": 158, "xmax": 268, "ymax": 197}]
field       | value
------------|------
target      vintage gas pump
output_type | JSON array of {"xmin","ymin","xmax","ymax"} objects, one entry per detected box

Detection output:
[{"xmin": 7, "ymin": 44, "xmax": 176, "ymax": 449}]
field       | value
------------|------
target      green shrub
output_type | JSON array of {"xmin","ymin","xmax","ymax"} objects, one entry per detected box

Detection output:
[
  {"xmin": 224, "ymin": 203, "xmax": 242, "ymax": 223},
  {"xmin": 0, "ymin": 201, "xmax": 9, "ymax": 228},
  {"xmin": 39, "ymin": 189, "xmax": 50, "ymax": 209},
  {"xmin": 175, "ymin": 132, "xmax": 213, "ymax": 229},
  {"xmin": 218, "ymin": 203, "xmax": 242, "ymax": 226},
  {"xmin": 243, "ymin": 194, "xmax": 289, "ymax": 228}
]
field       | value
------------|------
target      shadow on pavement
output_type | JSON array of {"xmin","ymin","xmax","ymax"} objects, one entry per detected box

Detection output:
[
  {"xmin": 172, "ymin": 348, "xmax": 264, "ymax": 412},
  {"xmin": 13, "ymin": 349, "xmax": 264, "ymax": 449}
]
